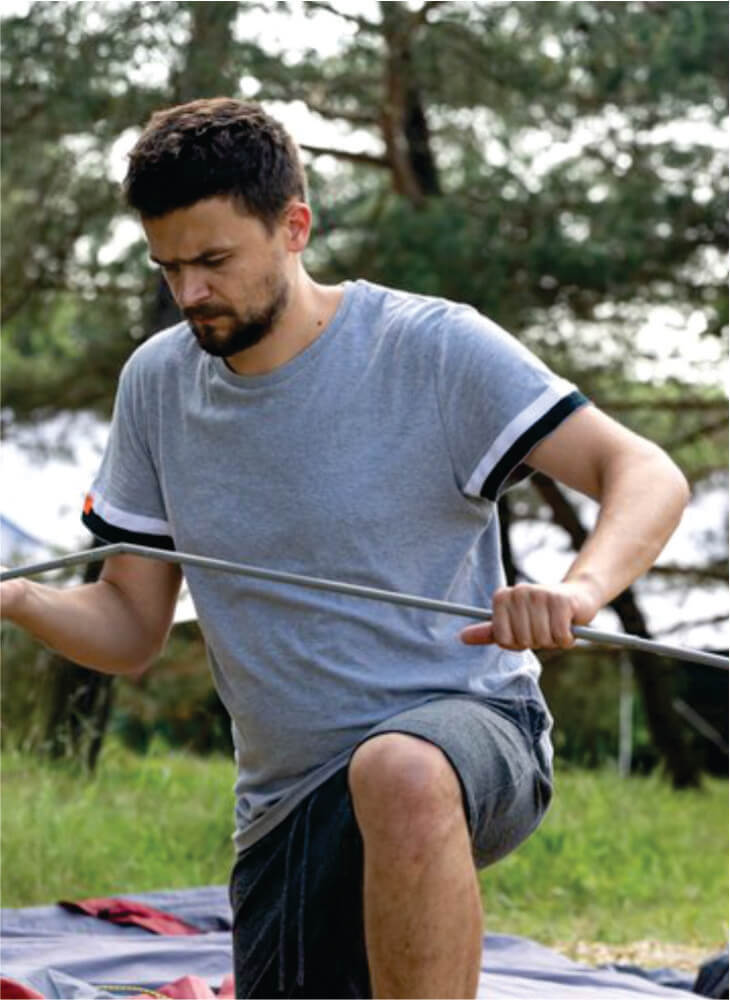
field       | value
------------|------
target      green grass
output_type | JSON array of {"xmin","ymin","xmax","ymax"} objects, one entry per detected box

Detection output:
[
  {"xmin": 2, "ymin": 743, "xmax": 727, "ymax": 951},
  {"xmin": 1, "ymin": 740, "xmax": 237, "ymax": 903},
  {"xmin": 479, "ymin": 765, "xmax": 728, "ymax": 949}
]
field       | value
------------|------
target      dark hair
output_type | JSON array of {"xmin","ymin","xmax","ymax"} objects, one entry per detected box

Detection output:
[{"xmin": 123, "ymin": 98, "xmax": 307, "ymax": 230}]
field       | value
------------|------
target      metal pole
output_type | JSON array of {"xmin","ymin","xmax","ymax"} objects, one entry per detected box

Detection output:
[
  {"xmin": 618, "ymin": 654, "xmax": 634, "ymax": 778},
  {"xmin": 2, "ymin": 542, "xmax": 728, "ymax": 670}
]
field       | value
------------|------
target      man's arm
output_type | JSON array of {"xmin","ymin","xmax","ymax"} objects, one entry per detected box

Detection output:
[
  {"xmin": 461, "ymin": 405, "xmax": 690, "ymax": 650},
  {"xmin": 1, "ymin": 554, "xmax": 182, "ymax": 674}
]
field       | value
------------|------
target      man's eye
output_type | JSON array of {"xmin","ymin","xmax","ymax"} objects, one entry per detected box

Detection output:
[{"xmin": 205, "ymin": 257, "xmax": 227, "ymax": 269}]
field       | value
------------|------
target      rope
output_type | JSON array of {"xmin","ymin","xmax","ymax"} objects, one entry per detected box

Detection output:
[{"xmin": 93, "ymin": 986, "xmax": 169, "ymax": 998}]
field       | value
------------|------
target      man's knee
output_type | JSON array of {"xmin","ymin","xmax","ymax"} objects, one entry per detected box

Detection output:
[{"xmin": 348, "ymin": 733, "xmax": 465, "ymax": 842}]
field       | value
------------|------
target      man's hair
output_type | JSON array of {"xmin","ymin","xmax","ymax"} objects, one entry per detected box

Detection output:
[{"xmin": 123, "ymin": 98, "xmax": 307, "ymax": 229}]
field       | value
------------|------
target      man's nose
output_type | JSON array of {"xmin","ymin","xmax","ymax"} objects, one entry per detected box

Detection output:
[{"xmin": 175, "ymin": 267, "xmax": 211, "ymax": 309}]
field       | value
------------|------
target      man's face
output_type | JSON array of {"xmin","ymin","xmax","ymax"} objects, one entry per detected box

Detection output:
[{"xmin": 143, "ymin": 197, "xmax": 291, "ymax": 359}]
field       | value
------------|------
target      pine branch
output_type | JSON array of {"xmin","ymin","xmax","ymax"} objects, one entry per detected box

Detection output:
[
  {"xmin": 301, "ymin": 1, "xmax": 379, "ymax": 32},
  {"xmin": 657, "ymin": 614, "xmax": 729, "ymax": 638},
  {"xmin": 648, "ymin": 563, "xmax": 728, "ymax": 583},
  {"xmin": 300, "ymin": 143, "xmax": 389, "ymax": 169},
  {"xmin": 295, "ymin": 100, "xmax": 380, "ymax": 127},
  {"xmin": 597, "ymin": 397, "xmax": 726, "ymax": 412},
  {"xmin": 666, "ymin": 416, "xmax": 729, "ymax": 451},
  {"xmin": 415, "ymin": 1, "xmax": 449, "ymax": 25}
]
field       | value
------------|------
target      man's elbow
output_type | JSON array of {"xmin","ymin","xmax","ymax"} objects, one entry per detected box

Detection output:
[
  {"xmin": 108, "ymin": 629, "xmax": 169, "ymax": 677},
  {"xmin": 663, "ymin": 449, "xmax": 691, "ymax": 513},
  {"xmin": 644, "ymin": 442, "xmax": 691, "ymax": 524},
  {"xmin": 129, "ymin": 629, "xmax": 170, "ymax": 675},
  {"xmin": 675, "ymin": 464, "xmax": 691, "ymax": 512}
]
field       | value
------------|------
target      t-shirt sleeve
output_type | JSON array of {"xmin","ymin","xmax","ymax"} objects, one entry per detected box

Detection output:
[
  {"xmin": 435, "ymin": 307, "xmax": 589, "ymax": 501},
  {"xmin": 81, "ymin": 358, "xmax": 174, "ymax": 549}
]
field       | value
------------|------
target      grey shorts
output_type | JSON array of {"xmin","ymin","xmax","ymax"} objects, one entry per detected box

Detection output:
[
  {"xmin": 363, "ymin": 693, "xmax": 553, "ymax": 867},
  {"xmin": 229, "ymin": 694, "xmax": 553, "ymax": 998}
]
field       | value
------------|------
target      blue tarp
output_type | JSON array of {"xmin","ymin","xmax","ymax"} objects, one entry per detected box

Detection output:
[{"xmin": 1, "ymin": 886, "xmax": 700, "ymax": 998}]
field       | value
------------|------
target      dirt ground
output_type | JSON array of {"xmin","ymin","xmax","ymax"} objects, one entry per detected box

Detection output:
[{"xmin": 554, "ymin": 939, "xmax": 722, "ymax": 973}]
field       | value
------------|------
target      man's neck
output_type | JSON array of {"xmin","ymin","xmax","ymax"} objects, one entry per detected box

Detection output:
[{"xmin": 225, "ymin": 273, "xmax": 344, "ymax": 376}]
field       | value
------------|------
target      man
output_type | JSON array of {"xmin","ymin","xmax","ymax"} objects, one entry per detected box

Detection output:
[{"xmin": 1, "ymin": 98, "xmax": 689, "ymax": 999}]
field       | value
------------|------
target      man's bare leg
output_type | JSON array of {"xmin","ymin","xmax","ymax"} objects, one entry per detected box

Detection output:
[{"xmin": 348, "ymin": 733, "xmax": 483, "ymax": 998}]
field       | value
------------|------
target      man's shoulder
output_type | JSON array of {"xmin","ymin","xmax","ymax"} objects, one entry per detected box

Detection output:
[
  {"xmin": 355, "ymin": 280, "xmax": 511, "ymax": 368},
  {"xmin": 354, "ymin": 280, "xmax": 482, "ymax": 340},
  {"xmin": 122, "ymin": 321, "xmax": 194, "ymax": 380}
]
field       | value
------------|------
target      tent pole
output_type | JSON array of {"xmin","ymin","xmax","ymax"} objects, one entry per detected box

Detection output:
[{"xmin": 2, "ymin": 543, "xmax": 727, "ymax": 671}]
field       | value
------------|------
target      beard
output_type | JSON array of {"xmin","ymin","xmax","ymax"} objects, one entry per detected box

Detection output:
[{"xmin": 184, "ymin": 274, "xmax": 290, "ymax": 359}]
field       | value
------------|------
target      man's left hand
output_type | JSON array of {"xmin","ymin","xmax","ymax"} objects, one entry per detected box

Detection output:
[{"xmin": 459, "ymin": 579, "xmax": 602, "ymax": 651}]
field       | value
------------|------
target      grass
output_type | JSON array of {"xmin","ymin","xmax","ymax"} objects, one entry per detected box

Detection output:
[
  {"xmin": 479, "ymin": 765, "xmax": 728, "ymax": 949},
  {"xmin": 2, "ymin": 742, "xmax": 727, "ymax": 953},
  {"xmin": 1, "ymin": 739, "xmax": 236, "ymax": 903}
]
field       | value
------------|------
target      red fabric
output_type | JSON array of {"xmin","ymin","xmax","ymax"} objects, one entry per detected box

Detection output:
[
  {"xmin": 0, "ymin": 978, "xmax": 44, "ymax": 999},
  {"xmin": 0, "ymin": 972, "xmax": 235, "ymax": 999},
  {"xmin": 58, "ymin": 897, "xmax": 202, "ymax": 936},
  {"xmin": 217, "ymin": 973, "xmax": 236, "ymax": 998},
  {"xmin": 129, "ymin": 974, "xmax": 235, "ymax": 999},
  {"xmin": 130, "ymin": 975, "xmax": 216, "ymax": 998}
]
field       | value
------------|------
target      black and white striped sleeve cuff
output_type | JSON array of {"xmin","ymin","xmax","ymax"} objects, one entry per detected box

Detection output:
[
  {"xmin": 465, "ymin": 385, "xmax": 589, "ymax": 502},
  {"xmin": 82, "ymin": 491, "xmax": 175, "ymax": 550}
]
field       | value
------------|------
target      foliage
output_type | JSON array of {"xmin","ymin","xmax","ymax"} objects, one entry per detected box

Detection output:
[
  {"xmin": 2, "ymin": 1, "xmax": 726, "ymax": 421},
  {"xmin": 3, "ymin": 0, "xmax": 725, "ymax": 469},
  {"xmin": 1, "ymin": 621, "xmax": 232, "ymax": 757},
  {"xmin": 110, "ymin": 623, "xmax": 234, "ymax": 756},
  {"xmin": 1, "ymin": 1, "xmax": 727, "ymax": 773},
  {"xmin": 1, "ymin": 1, "xmax": 241, "ymax": 419},
  {"xmin": 4, "ymin": 614, "xmax": 726, "ymax": 777},
  {"xmin": 539, "ymin": 647, "xmax": 729, "ymax": 776},
  {"xmin": 3, "ymin": 1, "xmax": 725, "ymax": 483},
  {"xmin": 0, "ymin": 624, "xmax": 52, "ymax": 754},
  {"xmin": 2, "ymin": 743, "xmax": 727, "ymax": 951}
]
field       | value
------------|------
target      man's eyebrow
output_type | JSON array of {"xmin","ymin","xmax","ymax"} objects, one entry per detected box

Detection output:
[{"xmin": 149, "ymin": 247, "xmax": 232, "ymax": 266}]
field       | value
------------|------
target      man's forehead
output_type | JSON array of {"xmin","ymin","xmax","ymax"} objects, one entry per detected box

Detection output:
[
  {"xmin": 147, "ymin": 243, "xmax": 233, "ymax": 266},
  {"xmin": 142, "ymin": 197, "xmax": 261, "ymax": 262}
]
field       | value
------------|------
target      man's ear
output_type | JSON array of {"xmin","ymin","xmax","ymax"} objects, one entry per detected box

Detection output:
[{"xmin": 282, "ymin": 200, "xmax": 312, "ymax": 252}]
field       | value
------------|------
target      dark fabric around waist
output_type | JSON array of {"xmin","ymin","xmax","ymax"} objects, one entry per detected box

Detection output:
[{"xmin": 229, "ymin": 767, "xmax": 370, "ymax": 998}]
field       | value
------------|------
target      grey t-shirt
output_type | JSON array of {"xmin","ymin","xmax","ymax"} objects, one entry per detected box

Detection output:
[{"xmin": 82, "ymin": 279, "xmax": 587, "ymax": 851}]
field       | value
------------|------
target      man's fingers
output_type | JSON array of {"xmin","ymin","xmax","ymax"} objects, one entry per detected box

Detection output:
[
  {"xmin": 549, "ymin": 598, "xmax": 576, "ymax": 649},
  {"xmin": 494, "ymin": 585, "xmax": 537, "ymax": 650},
  {"xmin": 523, "ymin": 591, "xmax": 555, "ymax": 648},
  {"xmin": 460, "ymin": 584, "xmax": 585, "ymax": 650},
  {"xmin": 460, "ymin": 622, "xmax": 495, "ymax": 645}
]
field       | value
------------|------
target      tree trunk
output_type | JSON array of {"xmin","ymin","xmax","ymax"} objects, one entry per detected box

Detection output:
[
  {"xmin": 531, "ymin": 472, "xmax": 703, "ymax": 787},
  {"xmin": 170, "ymin": 2, "xmax": 242, "ymax": 103},
  {"xmin": 498, "ymin": 495, "xmax": 518, "ymax": 586},
  {"xmin": 42, "ymin": 4, "xmax": 243, "ymax": 769},
  {"xmin": 149, "ymin": 2, "xmax": 243, "ymax": 336},
  {"xmin": 379, "ymin": 3, "xmax": 440, "ymax": 205}
]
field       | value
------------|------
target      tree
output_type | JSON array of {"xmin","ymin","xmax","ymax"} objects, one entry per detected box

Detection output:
[
  {"xmin": 2, "ymin": 1, "xmax": 246, "ymax": 766},
  {"xmin": 2, "ymin": 1, "xmax": 726, "ymax": 779},
  {"xmin": 249, "ymin": 0, "xmax": 728, "ymax": 785}
]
